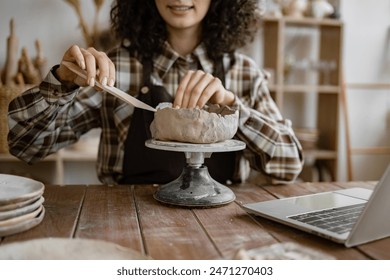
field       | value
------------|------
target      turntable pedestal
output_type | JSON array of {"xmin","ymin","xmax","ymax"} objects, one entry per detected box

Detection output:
[{"xmin": 145, "ymin": 139, "xmax": 245, "ymax": 207}]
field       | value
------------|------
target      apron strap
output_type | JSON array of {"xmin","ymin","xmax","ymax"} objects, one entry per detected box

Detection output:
[{"xmin": 214, "ymin": 56, "xmax": 226, "ymax": 86}]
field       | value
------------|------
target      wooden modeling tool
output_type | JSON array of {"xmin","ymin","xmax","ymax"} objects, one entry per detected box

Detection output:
[{"xmin": 62, "ymin": 61, "xmax": 156, "ymax": 112}]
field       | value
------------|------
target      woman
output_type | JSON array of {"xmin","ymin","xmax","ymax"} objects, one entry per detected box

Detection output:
[{"xmin": 8, "ymin": 0, "xmax": 303, "ymax": 184}]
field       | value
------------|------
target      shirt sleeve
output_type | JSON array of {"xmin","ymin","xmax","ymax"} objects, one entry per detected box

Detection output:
[
  {"xmin": 229, "ymin": 55, "xmax": 304, "ymax": 182},
  {"xmin": 7, "ymin": 66, "xmax": 102, "ymax": 163}
]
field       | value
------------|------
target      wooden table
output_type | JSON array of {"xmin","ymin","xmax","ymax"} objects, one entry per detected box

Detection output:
[{"xmin": 1, "ymin": 181, "xmax": 389, "ymax": 260}]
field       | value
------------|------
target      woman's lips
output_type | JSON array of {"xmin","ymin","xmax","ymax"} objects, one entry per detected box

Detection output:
[{"xmin": 168, "ymin": 5, "xmax": 194, "ymax": 12}]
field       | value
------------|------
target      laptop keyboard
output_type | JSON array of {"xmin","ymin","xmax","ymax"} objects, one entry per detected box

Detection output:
[{"xmin": 288, "ymin": 203, "xmax": 366, "ymax": 234}]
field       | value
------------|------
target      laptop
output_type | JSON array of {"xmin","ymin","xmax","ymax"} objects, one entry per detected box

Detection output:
[{"xmin": 242, "ymin": 164, "xmax": 390, "ymax": 247}]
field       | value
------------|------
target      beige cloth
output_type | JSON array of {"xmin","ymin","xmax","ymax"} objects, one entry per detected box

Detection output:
[
  {"xmin": 0, "ymin": 238, "xmax": 151, "ymax": 260},
  {"xmin": 234, "ymin": 242, "xmax": 334, "ymax": 260}
]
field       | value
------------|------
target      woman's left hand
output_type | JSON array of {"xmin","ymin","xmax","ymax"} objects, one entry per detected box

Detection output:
[{"xmin": 173, "ymin": 70, "xmax": 235, "ymax": 109}]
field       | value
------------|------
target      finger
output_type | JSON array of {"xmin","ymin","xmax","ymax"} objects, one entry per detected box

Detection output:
[
  {"xmin": 87, "ymin": 47, "xmax": 111, "ymax": 86},
  {"xmin": 108, "ymin": 60, "xmax": 116, "ymax": 87},
  {"xmin": 64, "ymin": 45, "xmax": 86, "ymax": 69},
  {"xmin": 187, "ymin": 72, "xmax": 215, "ymax": 109},
  {"xmin": 80, "ymin": 48, "xmax": 97, "ymax": 87},
  {"xmin": 174, "ymin": 70, "xmax": 193, "ymax": 108},
  {"xmin": 180, "ymin": 70, "xmax": 204, "ymax": 108},
  {"xmin": 203, "ymin": 77, "xmax": 226, "ymax": 105}
]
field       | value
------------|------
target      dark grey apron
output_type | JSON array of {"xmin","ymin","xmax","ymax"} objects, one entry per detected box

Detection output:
[{"xmin": 121, "ymin": 58, "xmax": 236, "ymax": 184}]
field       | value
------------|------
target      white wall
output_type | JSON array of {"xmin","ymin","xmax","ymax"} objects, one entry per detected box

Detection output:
[
  {"xmin": 340, "ymin": 0, "xmax": 390, "ymax": 180},
  {"xmin": 0, "ymin": 0, "xmax": 112, "ymax": 73},
  {"xmin": 342, "ymin": 0, "xmax": 390, "ymax": 83}
]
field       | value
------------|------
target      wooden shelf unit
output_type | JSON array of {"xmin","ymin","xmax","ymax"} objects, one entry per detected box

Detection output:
[
  {"xmin": 261, "ymin": 16, "xmax": 344, "ymax": 180},
  {"xmin": 0, "ymin": 147, "xmax": 100, "ymax": 185}
]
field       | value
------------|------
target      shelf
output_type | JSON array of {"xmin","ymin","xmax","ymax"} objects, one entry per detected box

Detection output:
[
  {"xmin": 0, "ymin": 147, "xmax": 99, "ymax": 185},
  {"xmin": 261, "ymin": 16, "xmax": 343, "ymax": 181},
  {"xmin": 0, "ymin": 148, "xmax": 97, "ymax": 162},
  {"xmin": 58, "ymin": 148, "xmax": 98, "ymax": 161},
  {"xmin": 268, "ymin": 84, "xmax": 340, "ymax": 93},
  {"xmin": 304, "ymin": 149, "xmax": 338, "ymax": 160},
  {"xmin": 263, "ymin": 16, "xmax": 343, "ymax": 27},
  {"xmin": 0, "ymin": 153, "xmax": 58, "ymax": 162}
]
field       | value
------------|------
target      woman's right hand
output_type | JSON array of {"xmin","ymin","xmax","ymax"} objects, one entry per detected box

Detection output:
[{"xmin": 55, "ymin": 45, "xmax": 116, "ymax": 88}]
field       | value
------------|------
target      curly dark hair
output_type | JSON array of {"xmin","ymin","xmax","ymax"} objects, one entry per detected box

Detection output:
[{"xmin": 110, "ymin": 0, "xmax": 260, "ymax": 62}]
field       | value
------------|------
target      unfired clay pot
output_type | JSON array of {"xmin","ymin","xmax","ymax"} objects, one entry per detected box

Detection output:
[{"xmin": 150, "ymin": 103, "xmax": 239, "ymax": 144}]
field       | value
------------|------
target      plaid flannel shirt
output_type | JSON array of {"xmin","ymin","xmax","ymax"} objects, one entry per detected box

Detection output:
[{"xmin": 8, "ymin": 42, "xmax": 303, "ymax": 184}]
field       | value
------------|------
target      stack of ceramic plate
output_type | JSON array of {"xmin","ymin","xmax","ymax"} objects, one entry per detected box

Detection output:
[{"xmin": 0, "ymin": 174, "xmax": 45, "ymax": 237}]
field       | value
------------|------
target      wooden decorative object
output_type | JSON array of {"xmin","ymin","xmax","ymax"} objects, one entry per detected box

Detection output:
[
  {"xmin": 1, "ymin": 19, "xmax": 19, "ymax": 86},
  {"xmin": 0, "ymin": 86, "xmax": 26, "ymax": 153},
  {"xmin": 34, "ymin": 40, "xmax": 47, "ymax": 79}
]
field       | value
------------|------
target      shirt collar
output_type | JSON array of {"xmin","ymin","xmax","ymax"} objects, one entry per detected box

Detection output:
[{"xmin": 153, "ymin": 41, "xmax": 214, "ymax": 79}]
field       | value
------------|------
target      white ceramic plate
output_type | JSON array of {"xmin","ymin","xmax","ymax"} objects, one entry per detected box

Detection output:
[
  {"xmin": 0, "ymin": 174, "xmax": 44, "ymax": 206},
  {"xmin": 0, "ymin": 195, "xmax": 41, "ymax": 212},
  {"xmin": 0, "ymin": 206, "xmax": 45, "ymax": 237},
  {"xmin": 0, "ymin": 196, "xmax": 44, "ymax": 221},
  {"xmin": 0, "ymin": 237, "xmax": 150, "ymax": 260},
  {"xmin": 0, "ymin": 205, "xmax": 43, "ymax": 227}
]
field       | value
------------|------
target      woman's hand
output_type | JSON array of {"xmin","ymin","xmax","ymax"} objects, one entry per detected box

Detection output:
[
  {"xmin": 55, "ymin": 45, "xmax": 116, "ymax": 89},
  {"xmin": 173, "ymin": 70, "xmax": 235, "ymax": 109}
]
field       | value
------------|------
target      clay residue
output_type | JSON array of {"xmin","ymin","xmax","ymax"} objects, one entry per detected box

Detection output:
[{"xmin": 150, "ymin": 103, "xmax": 239, "ymax": 144}]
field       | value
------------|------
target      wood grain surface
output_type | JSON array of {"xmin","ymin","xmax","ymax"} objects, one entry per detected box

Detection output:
[{"xmin": 0, "ymin": 181, "xmax": 388, "ymax": 260}]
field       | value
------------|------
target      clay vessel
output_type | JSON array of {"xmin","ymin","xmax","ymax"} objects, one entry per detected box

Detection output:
[{"xmin": 150, "ymin": 103, "xmax": 239, "ymax": 144}]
